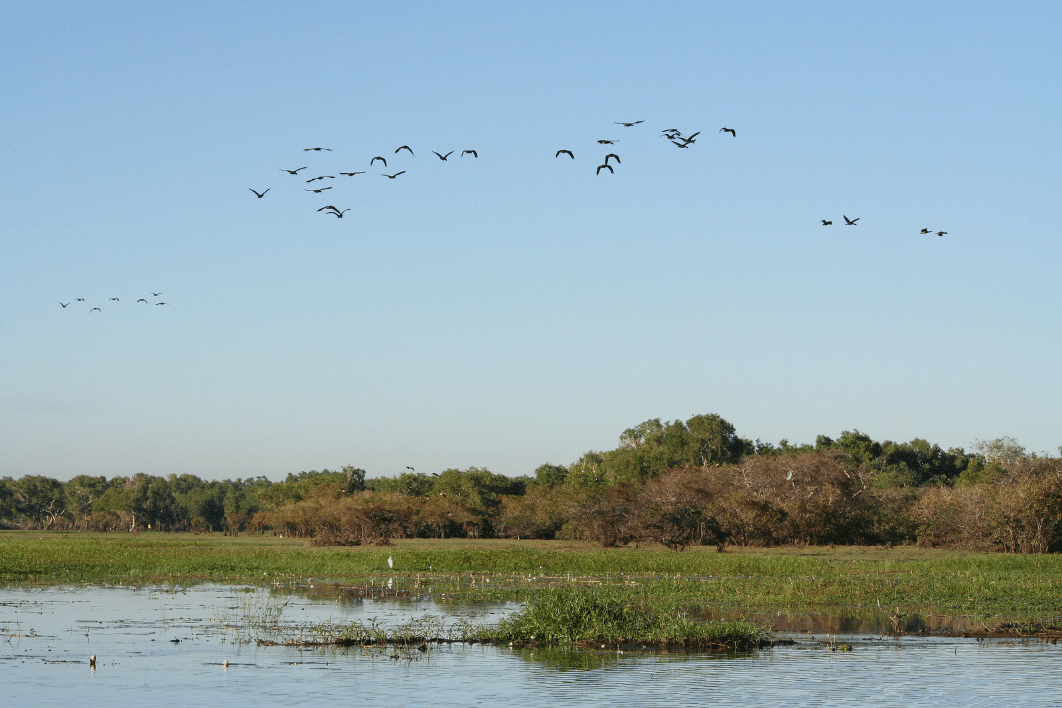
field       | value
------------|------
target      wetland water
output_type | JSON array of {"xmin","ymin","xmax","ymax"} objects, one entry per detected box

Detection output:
[{"xmin": 1, "ymin": 584, "xmax": 1059, "ymax": 707}]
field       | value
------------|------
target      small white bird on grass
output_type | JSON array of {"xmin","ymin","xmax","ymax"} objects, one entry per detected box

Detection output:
[{"xmin": 387, "ymin": 556, "xmax": 394, "ymax": 569}]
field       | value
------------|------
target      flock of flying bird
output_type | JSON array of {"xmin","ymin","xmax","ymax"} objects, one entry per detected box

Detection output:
[
  {"xmin": 246, "ymin": 121, "xmax": 745, "ymax": 219},
  {"xmin": 819, "ymin": 216, "xmax": 949, "ymax": 236},
  {"xmin": 59, "ymin": 294, "xmax": 167, "ymax": 312},
  {"xmin": 245, "ymin": 119, "xmax": 951, "ymax": 237},
  {"xmin": 251, "ymin": 143, "xmax": 484, "ymax": 218}
]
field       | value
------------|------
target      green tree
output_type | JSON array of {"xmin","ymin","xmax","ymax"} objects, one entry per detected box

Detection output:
[
  {"xmin": 532, "ymin": 463, "xmax": 569, "ymax": 488},
  {"xmin": 12, "ymin": 475, "xmax": 66, "ymax": 528},
  {"xmin": 64, "ymin": 475, "xmax": 113, "ymax": 530}
]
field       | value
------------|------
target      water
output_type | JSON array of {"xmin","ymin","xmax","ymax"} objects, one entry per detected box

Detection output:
[{"xmin": 1, "ymin": 585, "xmax": 1059, "ymax": 706}]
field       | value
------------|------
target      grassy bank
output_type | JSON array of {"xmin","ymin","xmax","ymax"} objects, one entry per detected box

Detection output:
[{"xmin": 3, "ymin": 532, "xmax": 1062, "ymax": 626}]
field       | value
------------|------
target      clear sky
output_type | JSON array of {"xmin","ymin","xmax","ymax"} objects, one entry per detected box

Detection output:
[{"xmin": 3, "ymin": 1, "xmax": 1060, "ymax": 482}]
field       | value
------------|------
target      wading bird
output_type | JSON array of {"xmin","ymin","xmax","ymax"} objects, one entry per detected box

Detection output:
[
  {"xmin": 395, "ymin": 145, "xmax": 414, "ymax": 155},
  {"xmin": 605, "ymin": 153, "xmax": 620, "ymax": 165},
  {"xmin": 615, "ymin": 120, "xmax": 644, "ymax": 127},
  {"xmin": 555, "ymin": 149, "xmax": 574, "ymax": 159},
  {"xmin": 596, "ymin": 164, "xmax": 614, "ymax": 175},
  {"xmin": 844, "ymin": 215, "xmax": 859, "ymax": 225},
  {"xmin": 461, "ymin": 149, "xmax": 478, "ymax": 158},
  {"xmin": 381, "ymin": 171, "xmax": 406, "ymax": 179},
  {"xmin": 249, "ymin": 188, "xmax": 270, "ymax": 198},
  {"xmin": 370, "ymin": 156, "xmax": 387, "ymax": 167},
  {"xmin": 304, "ymin": 187, "xmax": 332, "ymax": 193},
  {"xmin": 280, "ymin": 167, "xmax": 308, "ymax": 174},
  {"xmin": 720, "ymin": 127, "xmax": 736, "ymax": 136},
  {"xmin": 432, "ymin": 150, "xmax": 454, "ymax": 161},
  {"xmin": 821, "ymin": 220, "xmax": 833, "ymax": 225}
]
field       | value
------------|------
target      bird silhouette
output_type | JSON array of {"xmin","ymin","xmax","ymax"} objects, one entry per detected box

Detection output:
[
  {"xmin": 156, "ymin": 302, "xmax": 167, "ymax": 306},
  {"xmin": 280, "ymin": 167, "xmax": 308, "ymax": 174},
  {"xmin": 596, "ymin": 164, "xmax": 614, "ymax": 175},
  {"xmin": 597, "ymin": 139, "xmax": 618, "ymax": 145},
  {"xmin": 670, "ymin": 140, "xmax": 691, "ymax": 149},
  {"xmin": 461, "ymin": 150, "xmax": 478, "ymax": 158},
  {"xmin": 318, "ymin": 205, "xmax": 350, "ymax": 217},
  {"xmin": 381, "ymin": 171, "xmax": 406, "ymax": 179},
  {"xmin": 249, "ymin": 188, "xmax": 270, "ymax": 198},
  {"xmin": 844, "ymin": 215, "xmax": 859, "ymax": 225},
  {"xmin": 605, "ymin": 153, "xmax": 620, "ymax": 165},
  {"xmin": 305, "ymin": 176, "xmax": 335, "ymax": 182},
  {"xmin": 661, "ymin": 128, "xmax": 681, "ymax": 135},
  {"xmin": 152, "ymin": 293, "xmax": 162, "ymax": 297},
  {"xmin": 615, "ymin": 120, "xmax": 644, "ymax": 127},
  {"xmin": 304, "ymin": 187, "xmax": 332, "ymax": 193},
  {"xmin": 556, "ymin": 149, "xmax": 574, "ymax": 159},
  {"xmin": 432, "ymin": 151, "xmax": 454, "ymax": 161},
  {"xmin": 370, "ymin": 156, "xmax": 387, "ymax": 167},
  {"xmin": 821, "ymin": 220, "xmax": 833, "ymax": 226},
  {"xmin": 719, "ymin": 127, "xmax": 736, "ymax": 136},
  {"xmin": 60, "ymin": 302, "xmax": 70, "ymax": 308},
  {"xmin": 90, "ymin": 307, "xmax": 101, "ymax": 312},
  {"xmin": 339, "ymin": 172, "xmax": 365, "ymax": 176},
  {"xmin": 110, "ymin": 298, "xmax": 119, "ymax": 301},
  {"xmin": 304, "ymin": 147, "xmax": 332, "ymax": 151},
  {"xmin": 919, "ymin": 228, "xmax": 932, "ymax": 234},
  {"xmin": 76, "ymin": 298, "xmax": 85, "ymax": 301},
  {"xmin": 395, "ymin": 145, "xmax": 414, "ymax": 155},
  {"xmin": 406, "ymin": 466, "xmax": 415, "ymax": 472},
  {"xmin": 936, "ymin": 231, "xmax": 948, "ymax": 237},
  {"xmin": 137, "ymin": 298, "xmax": 147, "ymax": 303}
]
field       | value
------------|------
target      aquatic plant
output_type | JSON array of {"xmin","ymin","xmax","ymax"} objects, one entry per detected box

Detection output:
[{"xmin": 489, "ymin": 588, "xmax": 772, "ymax": 649}]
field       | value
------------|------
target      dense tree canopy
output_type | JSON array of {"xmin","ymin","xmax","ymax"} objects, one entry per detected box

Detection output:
[{"xmin": 2, "ymin": 421, "xmax": 1058, "ymax": 553}]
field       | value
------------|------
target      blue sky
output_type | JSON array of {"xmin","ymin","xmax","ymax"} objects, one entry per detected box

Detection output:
[{"xmin": 3, "ymin": 1, "xmax": 1060, "ymax": 482}]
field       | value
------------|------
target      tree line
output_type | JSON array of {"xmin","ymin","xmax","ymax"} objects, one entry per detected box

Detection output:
[{"xmin": 3, "ymin": 414, "xmax": 1060, "ymax": 552}]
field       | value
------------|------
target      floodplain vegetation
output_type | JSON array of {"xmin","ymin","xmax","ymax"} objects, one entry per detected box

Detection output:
[
  {"xmin": 3, "ymin": 416, "xmax": 1061, "ymax": 647},
  {"xmin": 3, "ymin": 533, "xmax": 1062, "ymax": 646}
]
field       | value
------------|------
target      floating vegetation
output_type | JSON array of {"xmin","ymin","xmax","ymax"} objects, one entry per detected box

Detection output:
[
  {"xmin": 489, "ymin": 588, "xmax": 772, "ymax": 650},
  {"xmin": 214, "ymin": 587, "xmax": 769, "ymax": 651}
]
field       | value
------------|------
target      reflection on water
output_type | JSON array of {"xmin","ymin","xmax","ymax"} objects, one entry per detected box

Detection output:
[{"xmin": 1, "ymin": 584, "xmax": 1060, "ymax": 707}]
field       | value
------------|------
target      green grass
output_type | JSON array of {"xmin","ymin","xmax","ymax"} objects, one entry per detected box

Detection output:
[
  {"xmin": 490, "ymin": 588, "xmax": 771, "ymax": 648},
  {"xmin": 4, "ymin": 532, "xmax": 1062, "ymax": 626}
]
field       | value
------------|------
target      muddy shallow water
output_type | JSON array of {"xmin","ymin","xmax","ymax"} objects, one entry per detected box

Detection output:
[{"xmin": 1, "ymin": 584, "xmax": 1059, "ymax": 706}]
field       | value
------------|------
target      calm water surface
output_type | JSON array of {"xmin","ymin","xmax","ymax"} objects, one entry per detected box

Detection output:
[{"xmin": 1, "ymin": 585, "xmax": 1059, "ymax": 706}]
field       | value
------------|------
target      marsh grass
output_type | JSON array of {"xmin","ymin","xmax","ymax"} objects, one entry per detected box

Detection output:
[
  {"xmin": 5, "ymin": 533, "xmax": 1062, "ymax": 626},
  {"xmin": 489, "ymin": 588, "xmax": 772, "ymax": 649}
]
